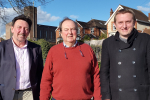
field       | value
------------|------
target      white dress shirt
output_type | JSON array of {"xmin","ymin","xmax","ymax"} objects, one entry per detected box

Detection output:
[{"xmin": 12, "ymin": 40, "xmax": 31, "ymax": 90}]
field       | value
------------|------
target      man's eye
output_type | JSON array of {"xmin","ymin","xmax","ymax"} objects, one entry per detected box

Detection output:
[
  {"xmin": 25, "ymin": 28, "xmax": 29, "ymax": 30},
  {"xmin": 64, "ymin": 29, "xmax": 68, "ymax": 31},
  {"xmin": 72, "ymin": 28, "xmax": 76, "ymax": 31},
  {"xmin": 127, "ymin": 21, "xmax": 131, "ymax": 23},
  {"xmin": 17, "ymin": 26, "xmax": 21, "ymax": 29}
]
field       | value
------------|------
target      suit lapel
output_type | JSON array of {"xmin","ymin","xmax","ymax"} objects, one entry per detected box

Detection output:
[
  {"xmin": 27, "ymin": 42, "xmax": 33, "ymax": 71},
  {"xmin": 7, "ymin": 39, "xmax": 16, "ymax": 68}
]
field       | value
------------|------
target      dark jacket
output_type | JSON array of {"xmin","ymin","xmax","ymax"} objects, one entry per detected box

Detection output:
[
  {"xmin": 0, "ymin": 39, "xmax": 43, "ymax": 100},
  {"xmin": 100, "ymin": 28, "xmax": 150, "ymax": 100}
]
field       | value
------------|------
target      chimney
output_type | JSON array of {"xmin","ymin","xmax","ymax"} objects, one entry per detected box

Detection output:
[
  {"xmin": 148, "ymin": 13, "xmax": 150, "ymax": 22},
  {"xmin": 110, "ymin": 8, "xmax": 113, "ymax": 17}
]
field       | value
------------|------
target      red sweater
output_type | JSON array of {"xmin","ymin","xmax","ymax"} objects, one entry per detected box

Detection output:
[{"xmin": 40, "ymin": 43, "xmax": 101, "ymax": 100}]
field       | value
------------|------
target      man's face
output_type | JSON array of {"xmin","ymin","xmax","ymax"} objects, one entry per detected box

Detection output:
[
  {"xmin": 114, "ymin": 13, "xmax": 135, "ymax": 39},
  {"xmin": 11, "ymin": 19, "xmax": 30, "ymax": 43},
  {"xmin": 61, "ymin": 20, "xmax": 77, "ymax": 45}
]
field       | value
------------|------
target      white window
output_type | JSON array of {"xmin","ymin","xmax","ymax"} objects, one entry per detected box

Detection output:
[
  {"xmin": 78, "ymin": 27, "xmax": 80, "ymax": 34},
  {"xmin": 91, "ymin": 28, "xmax": 94, "ymax": 34},
  {"xmin": 113, "ymin": 23, "xmax": 116, "ymax": 30},
  {"xmin": 83, "ymin": 29, "xmax": 85, "ymax": 34}
]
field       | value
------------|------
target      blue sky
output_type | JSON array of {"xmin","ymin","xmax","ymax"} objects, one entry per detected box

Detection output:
[
  {"xmin": 0, "ymin": 0, "xmax": 150, "ymax": 37},
  {"xmin": 36, "ymin": 0, "xmax": 150, "ymax": 26}
]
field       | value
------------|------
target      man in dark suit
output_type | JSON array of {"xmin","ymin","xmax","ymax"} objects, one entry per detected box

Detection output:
[{"xmin": 0, "ymin": 15, "xmax": 43, "ymax": 100}]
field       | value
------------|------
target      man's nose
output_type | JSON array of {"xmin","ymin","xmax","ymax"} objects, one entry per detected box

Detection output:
[
  {"xmin": 123, "ymin": 22, "xmax": 127, "ymax": 28},
  {"xmin": 68, "ymin": 29, "xmax": 72, "ymax": 33},
  {"xmin": 20, "ymin": 28, "xmax": 25, "ymax": 33}
]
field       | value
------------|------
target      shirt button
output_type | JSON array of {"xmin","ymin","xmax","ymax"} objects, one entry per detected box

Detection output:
[
  {"xmin": 133, "ymin": 48, "xmax": 136, "ymax": 51},
  {"xmin": 119, "ymin": 50, "xmax": 121, "ymax": 52},
  {"xmin": 118, "ymin": 75, "xmax": 121, "ymax": 78},
  {"xmin": 134, "ymin": 89, "xmax": 137, "ymax": 91},
  {"xmin": 133, "ymin": 75, "xmax": 136, "ymax": 77},
  {"xmin": 14, "ymin": 76, "xmax": 16, "ymax": 78},
  {"xmin": 132, "ymin": 61, "xmax": 135, "ymax": 64},
  {"xmin": 118, "ymin": 62, "xmax": 121, "ymax": 65},
  {"xmin": 119, "ymin": 88, "xmax": 122, "ymax": 91}
]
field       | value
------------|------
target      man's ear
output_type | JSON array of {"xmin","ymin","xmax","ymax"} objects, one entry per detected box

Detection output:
[
  {"xmin": 11, "ymin": 26, "xmax": 14, "ymax": 33},
  {"xmin": 133, "ymin": 21, "xmax": 136, "ymax": 26}
]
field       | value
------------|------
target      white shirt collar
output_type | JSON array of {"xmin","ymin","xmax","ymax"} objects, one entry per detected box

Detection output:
[
  {"xmin": 63, "ymin": 41, "xmax": 77, "ymax": 48},
  {"xmin": 11, "ymin": 38, "xmax": 28, "ymax": 48}
]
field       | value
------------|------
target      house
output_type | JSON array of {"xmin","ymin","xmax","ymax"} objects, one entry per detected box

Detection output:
[
  {"xmin": 142, "ymin": 28, "xmax": 150, "ymax": 35},
  {"xmin": 105, "ymin": 4, "xmax": 150, "ymax": 37},
  {"xmin": 55, "ymin": 19, "xmax": 107, "ymax": 44}
]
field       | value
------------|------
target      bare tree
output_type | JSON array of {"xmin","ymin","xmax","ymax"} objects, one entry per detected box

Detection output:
[{"xmin": 0, "ymin": 0, "xmax": 49, "ymax": 23}]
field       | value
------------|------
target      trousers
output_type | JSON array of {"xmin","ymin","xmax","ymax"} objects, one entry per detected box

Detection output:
[{"xmin": 13, "ymin": 88, "xmax": 33, "ymax": 100}]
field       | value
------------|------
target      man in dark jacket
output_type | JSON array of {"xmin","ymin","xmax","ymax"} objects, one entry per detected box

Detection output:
[
  {"xmin": 0, "ymin": 15, "xmax": 43, "ymax": 100},
  {"xmin": 100, "ymin": 8, "xmax": 150, "ymax": 100}
]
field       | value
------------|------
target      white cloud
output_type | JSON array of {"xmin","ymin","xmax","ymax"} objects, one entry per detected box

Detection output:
[
  {"xmin": 137, "ymin": 2, "xmax": 150, "ymax": 12},
  {"xmin": 137, "ymin": 6, "xmax": 150, "ymax": 12},
  {"xmin": 0, "ymin": 33, "xmax": 6, "ymax": 39},
  {"xmin": 146, "ymin": 2, "xmax": 150, "ymax": 6},
  {"xmin": 37, "ymin": 6, "xmax": 60, "ymax": 23},
  {"xmin": 70, "ymin": 15, "xmax": 79, "ymax": 19},
  {"xmin": 0, "ymin": 7, "xmax": 19, "ymax": 37}
]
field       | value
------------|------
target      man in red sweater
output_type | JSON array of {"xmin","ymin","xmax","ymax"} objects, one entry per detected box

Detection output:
[{"xmin": 40, "ymin": 17, "xmax": 101, "ymax": 100}]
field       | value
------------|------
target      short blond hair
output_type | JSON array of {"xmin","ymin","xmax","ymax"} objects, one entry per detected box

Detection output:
[{"xmin": 114, "ymin": 8, "xmax": 136, "ymax": 23}]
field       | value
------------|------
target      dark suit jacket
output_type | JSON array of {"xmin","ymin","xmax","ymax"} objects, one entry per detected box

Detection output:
[{"xmin": 0, "ymin": 39, "xmax": 43, "ymax": 100}]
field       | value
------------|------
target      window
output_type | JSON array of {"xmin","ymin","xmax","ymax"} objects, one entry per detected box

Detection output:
[
  {"xmin": 91, "ymin": 28, "xmax": 94, "ymax": 34},
  {"xmin": 83, "ymin": 29, "xmax": 85, "ymax": 34},
  {"xmin": 51, "ymin": 32, "xmax": 52, "ymax": 39},
  {"xmin": 46, "ymin": 31, "xmax": 47, "ymax": 38},
  {"xmin": 78, "ymin": 27, "xmax": 80, "ymax": 34},
  {"xmin": 99, "ymin": 22, "xmax": 103, "ymax": 25},
  {"xmin": 40, "ymin": 30, "xmax": 41, "ymax": 38},
  {"xmin": 59, "ymin": 30, "xmax": 61, "ymax": 36},
  {"xmin": 113, "ymin": 23, "xmax": 116, "ymax": 31}
]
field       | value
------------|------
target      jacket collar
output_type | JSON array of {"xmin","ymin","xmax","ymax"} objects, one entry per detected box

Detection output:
[
  {"xmin": 114, "ymin": 28, "xmax": 139, "ymax": 49},
  {"xmin": 114, "ymin": 28, "xmax": 138, "ymax": 43}
]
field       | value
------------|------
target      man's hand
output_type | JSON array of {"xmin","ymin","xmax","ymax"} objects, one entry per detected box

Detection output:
[{"xmin": 105, "ymin": 99, "xmax": 110, "ymax": 100}]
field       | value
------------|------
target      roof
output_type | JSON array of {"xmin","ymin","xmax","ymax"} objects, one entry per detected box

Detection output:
[
  {"xmin": 87, "ymin": 19, "xmax": 106, "ymax": 29},
  {"xmin": 77, "ymin": 19, "xmax": 106, "ymax": 29},
  {"xmin": 143, "ymin": 29, "xmax": 150, "ymax": 35},
  {"xmin": 76, "ymin": 21, "xmax": 88, "ymax": 28},
  {"xmin": 105, "ymin": 4, "xmax": 149, "ymax": 25},
  {"xmin": 37, "ymin": 24, "xmax": 57, "ymax": 30}
]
